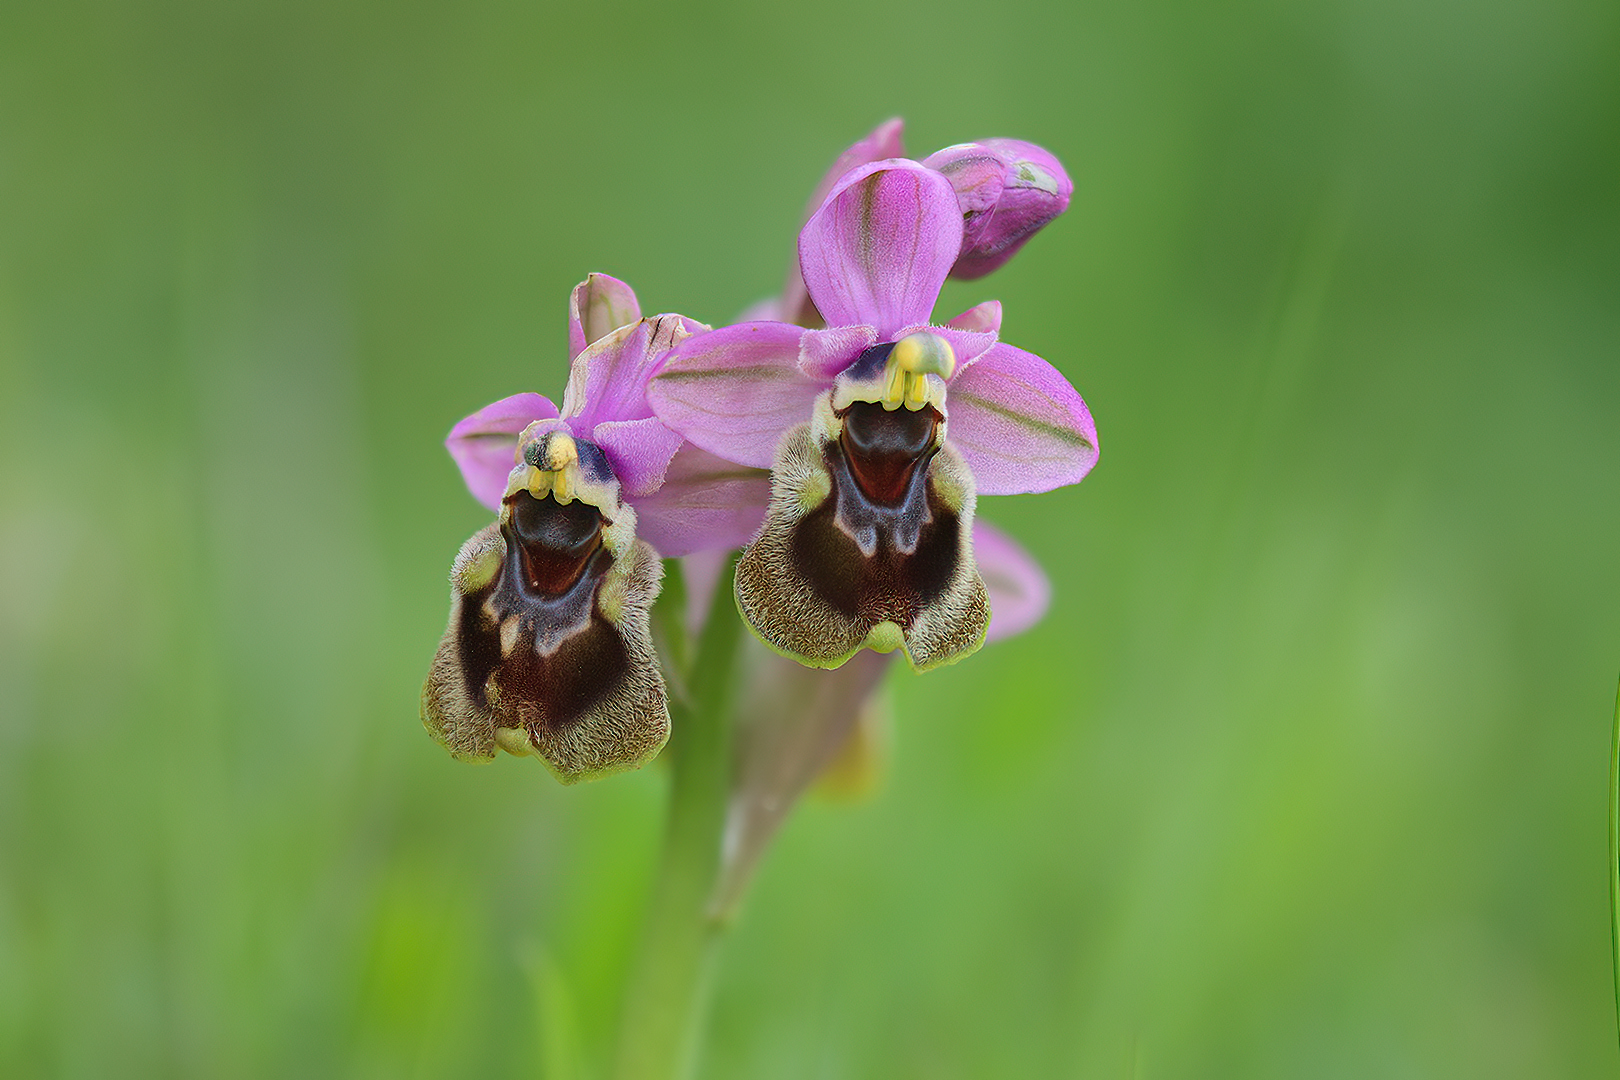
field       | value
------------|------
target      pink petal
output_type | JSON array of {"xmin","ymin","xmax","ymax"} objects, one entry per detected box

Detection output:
[
  {"xmin": 947, "ymin": 300, "xmax": 1002, "ymax": 335},
  {"xmin": 629, "ymin": 444, "xmax": 771, "ymax": 557},
  {"xmin": 562, "ymin": 313, "xmax": 707, "ymax": 430},
  {"xmin": 946, "ymin": 342, "xmax": 1098, "ymax": 496},
  {"xmin": 802, "ymin": 118, "xmax": 907, "ymax": 225},
  {"xmin": 647, "ymin": 321, "xmax": 826, "ymax": 469},
  {"xmin": 568, "ymin": 273, "xmax": 642, "ymax": 361},
  {"xmin": 445, "ymin": 392, "xmax": 560, "ymax": 511},
  {"xmin": 974, "ymin": 519, "xmax": 1050, "ymax": 642},
  {"xmin": 799, "ymin": 324, "xmax": 878, "ymax": 381},
  {"xmin": 590, "ymin": 416, "xmax": 684, "ymax": 499},
  {"xmin": 779, "ymin": 118, "xmax": 908, "ymax": 328},
  {"xmin": 798, "ymin": 160, "xmax": 963, "ymax": 338}
]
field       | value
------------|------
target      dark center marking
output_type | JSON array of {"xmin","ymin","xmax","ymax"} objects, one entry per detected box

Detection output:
[
  {"xmin": 451, "ymin": 491, "xmax": 628, "ymax": 734},
  {"xmin": 509, "ymin": 493, "xmax": 605, "ymax": 597},
  {"xmin": 839, "ymin": 400, "xmax": 939, "ymax": 506}
]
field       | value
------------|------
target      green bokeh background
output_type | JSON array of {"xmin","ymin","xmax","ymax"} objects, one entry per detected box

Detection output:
[{"xmin": 3, "ymin": 0, "xmax": 1616, "ymax": 1075}]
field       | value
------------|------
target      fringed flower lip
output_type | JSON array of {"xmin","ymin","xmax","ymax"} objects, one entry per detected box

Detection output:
[
  {"xmin": 423, "ymin": 274, "xmax": 770, "ymax": 783},
  {"xmin": 648, "ymin": 161, "xmax": 1097, "ymax": 673}
]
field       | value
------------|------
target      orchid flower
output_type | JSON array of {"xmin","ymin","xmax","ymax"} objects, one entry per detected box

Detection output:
[
  {"xmin": 648, "ymin": 160, "xmax": 1097, "ymax": 672},
  {"xmin": 737, "ymin": 121, "xmax": 1076, "ymax": 660},
  {"xmin": 755, "ymin": 118, "xmax": 1073, "ymax": 324},
  {"xmin": 422, "ymin": 274, "xmax": 769, "ymax": 783}
]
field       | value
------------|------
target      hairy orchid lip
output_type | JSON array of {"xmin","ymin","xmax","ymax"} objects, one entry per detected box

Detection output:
[
  {"xmin": 732, "ymin": 418, "xmax": 987, "ymax": 672},
  {"xmin": 838, "ymin": 400, "xmax": 941, "ymax": 505},
  {"xmin": 424, "ymin": 509, "xmax": 670, "ymax": 782},
  {"xmin": 508, "ymin": 492, "xmax": 608, "ymax": 597}
]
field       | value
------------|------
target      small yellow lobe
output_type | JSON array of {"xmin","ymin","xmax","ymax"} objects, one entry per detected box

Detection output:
[
  {"xmin": 865, "ymin": 621, "xmax": 906, "ymax": 654},
  {"xmin": 882, "ymin": 364, "xmax": 907, "ymax": 410},
  {"xmin": 454, "ymin": 542, "xmax": 503, "ymax": 592},
  {"xmin": 905, "ymin": 370, "xmax": 930, "ymax": 409},
  {"xmin": 892, "ymin": 332, "xmax": 956, "ymax": 378},
  {"xmin": 524, "ymin": 433, "xmax": 579, "ymax": 503},
  {"xmin": 494, "ymin": 727, "xmax": 533, "ymax": 756},
  {"xmin": 882, "ymin": 332, "xmax": 956, "ymax": 409},
  {"xmin": 544, "ymin": 433, "xmax": 578, "ymax": 472}
]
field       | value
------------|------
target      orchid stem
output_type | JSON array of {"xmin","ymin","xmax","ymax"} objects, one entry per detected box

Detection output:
[{"xmin": 610, "ymin": 556, "xmax": 742, "ymax": 1080}]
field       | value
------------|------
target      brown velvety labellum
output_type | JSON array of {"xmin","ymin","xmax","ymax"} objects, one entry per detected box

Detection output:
[
  {"xmin": 446, "ymin": 494, "xmax": 625, "ymax": 737},
  {"xmin": 838, "ymin": 400, "xmax": 940, "ymax": 505},
  {"xmin": 493, "ymin": 615, "xmax": 629, "ymax": 731},
  {"xmin": 509, "ymin": 493, "xmax": 606, "ymax": 596},
  {"xmin": 789, "ymin": 482, "xmax": 962, "ymax": 621}
]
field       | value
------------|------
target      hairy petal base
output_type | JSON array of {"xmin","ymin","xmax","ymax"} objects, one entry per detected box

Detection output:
[
  {"xmin": 733, "ymin": 407, "xmax": 988, "ymax": 672},
  {"xmin": 422, "ymin": 515, "xmax": 670, "ymax": 784}
]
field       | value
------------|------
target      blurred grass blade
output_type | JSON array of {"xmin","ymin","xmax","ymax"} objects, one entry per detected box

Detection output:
[
  {"xmin": 529, "ymin": 948, "xmax": 584, "ymax": 1080},
  {"xmin": 1610, "ymin": 673, "xmax": 1619, "ymax": 1052}
]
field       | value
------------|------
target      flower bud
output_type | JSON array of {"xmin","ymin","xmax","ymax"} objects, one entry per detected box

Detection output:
[{"xmin": 923, "ymin": 139, "xmax": 1073, "ymax": 280}]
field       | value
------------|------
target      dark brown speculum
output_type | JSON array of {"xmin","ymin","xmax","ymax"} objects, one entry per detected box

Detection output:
[
  {"xmin": 838, "ymin": 400, "xmax": 938, "ymax": 505},
  {"xmin": 786, "ymin": 399, "xmax": 959, "ymax": 622},
  {"xmin": 444, "ymin": 492, "xmax": 626, "ymax": 739},
  {"xmin": 509, "ymin": 493, "xmax": 609, "ymax": 597}
]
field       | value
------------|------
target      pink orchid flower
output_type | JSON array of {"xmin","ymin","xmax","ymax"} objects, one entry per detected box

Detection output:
[
  {"xmin": 649, "ymin": 161, "xmax": 1097, "ymax": 672},
  {"xmin": 423, "ymin": 274, "xmax": 769, "ymax": 783},
  {"xmin": 739, "ymin": 122, "xmax": 1077, "ymax": 653}
]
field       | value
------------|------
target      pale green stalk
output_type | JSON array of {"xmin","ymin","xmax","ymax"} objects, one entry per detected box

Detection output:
[{"xmin": 610, "ymin": 557, "xmax": 742, "ymax": 1080}]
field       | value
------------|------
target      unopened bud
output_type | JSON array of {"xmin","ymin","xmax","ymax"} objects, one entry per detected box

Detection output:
[{"xmin": 923, "ymin": 139, "xmax": 1073, "ymax": 280}]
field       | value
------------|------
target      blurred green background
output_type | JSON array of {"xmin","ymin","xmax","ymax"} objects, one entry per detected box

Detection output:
[{"xmin": 3, "ymin": 0, "xmax": 1616, "ymax": 1075}]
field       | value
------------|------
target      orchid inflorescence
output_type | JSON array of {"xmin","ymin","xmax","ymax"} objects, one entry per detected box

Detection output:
[{"xmin": 422, "ymin": 119, "xmax": 1098, "ymax": 786}]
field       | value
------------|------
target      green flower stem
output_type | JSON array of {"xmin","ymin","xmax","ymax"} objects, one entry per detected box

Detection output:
[{"xmin": 611, "ymin": 557, "xmax": 743, "ymax": 1080}]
